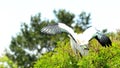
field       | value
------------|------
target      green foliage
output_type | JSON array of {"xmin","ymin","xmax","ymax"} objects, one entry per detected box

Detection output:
[
  {"xmin": 34, "ymin": 38, "xmax": 79, "ymax": 68},
  {"xmin": 77, "ymin": 41, "xmax": 120, "ymax": 68},
  {"xmin": 6, "ymin": 15, "xmax": 59, "ymax": 67},
  {"xmin": 34, "ymin": 33, "xmax": 120, "ymax": 68},
  {"xmin": 54, "ymin": 9, "xmax": 75, "ymax": 26},
  {"xmin": 8, "ymin": 9, "xmax": 120, "ymax": 67},
  {"xmin": 7, "ymin": 9, "xmax": 117, "ymax": 68},
  {"xmin": 77, "ymin": 11, "xmax": 91, "ymax": 30},
  {"xmin": 6, "ymin": 9, "xmax": 120, "ymax": 68},
  {"xmin": 0, "ymin": 55, "xmax": 17, "ymax": 68}
]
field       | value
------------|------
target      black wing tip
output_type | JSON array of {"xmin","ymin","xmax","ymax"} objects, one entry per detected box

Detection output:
[
  {"xmin": 103, "ymin": 35, "xmax": 112, "ymax": 47},
  {"xmin": 95, "ymin": 34, "xmax": 112, "ymax": 47},
  {"xmin": 41, "ymin": 28, "xmax": 56, "ymax": 35},
  {"xmin": 102, "ymin": 42, "xmax": 112, "ymax": 47},
  {"xmin": 40, "ymin": 23, "xmax": 62, "ymax": 35}
]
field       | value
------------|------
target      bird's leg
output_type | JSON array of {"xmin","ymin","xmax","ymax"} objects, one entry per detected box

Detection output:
[
  {"xmin": 74, "ymin": 51, "xmax": 82, "ymax": 59},
  {"xmin": 78, "ymin": 52, "xmax": 83, "ymax": 58}
]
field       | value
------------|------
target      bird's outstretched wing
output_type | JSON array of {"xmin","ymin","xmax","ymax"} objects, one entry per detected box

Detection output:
[
  {"xmin": 41, "ymin": 23, "xmax": 62, "ymax": 34},
  {"xmin": 41, "ymin": 23, "xmax": 74, "ymax": 35},
  {"xmin": 82, "ymin": 27, "xmax": 112, "ymax": 47},
  {"xmin": 95, "ymin": 33, "xmax": 112, "ymax": 47}
]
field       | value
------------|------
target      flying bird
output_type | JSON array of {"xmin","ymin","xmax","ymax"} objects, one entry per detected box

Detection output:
[{"xmin": 41, "ymin": 23, "xmax": 112, "ymax": 57}]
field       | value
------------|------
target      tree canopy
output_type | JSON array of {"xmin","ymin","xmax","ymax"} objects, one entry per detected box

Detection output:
[{"xmin": 4, "ymin": 9, "xmax": 120, "ymax": 68}]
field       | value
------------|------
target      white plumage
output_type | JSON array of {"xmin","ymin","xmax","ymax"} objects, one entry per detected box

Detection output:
[{"xmin": 41, "ymin": 23, "xmax": 112, "ymax": 57}]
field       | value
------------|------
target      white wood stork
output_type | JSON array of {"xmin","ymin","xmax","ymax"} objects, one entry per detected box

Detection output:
[{"xmin": 41, "ymin": 23, "xmax": 112, "ymax": 57}]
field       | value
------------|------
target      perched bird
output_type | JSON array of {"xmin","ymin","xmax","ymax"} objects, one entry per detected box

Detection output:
[{"xmin": 41, "ymin": 23, "xmax": 112, "ymax": 57}]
